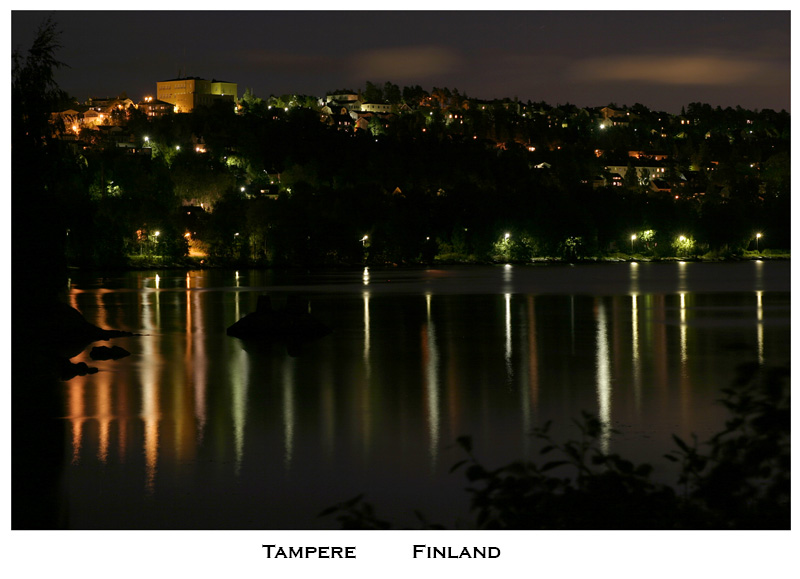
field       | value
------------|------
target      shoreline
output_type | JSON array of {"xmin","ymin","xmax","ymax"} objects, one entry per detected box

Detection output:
[{"xmin": 66, "ymin": 252, "xmax": 790, "ymax": 272}]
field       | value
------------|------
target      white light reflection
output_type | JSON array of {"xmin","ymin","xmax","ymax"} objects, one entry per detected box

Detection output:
[
  {"xmin": 677, "ymin": 261, "xmax": 688, "ymax": 292},
  {"xmin": 503, "ymin": 263, "xmax": 513, "ymax": 287},
  {"xmin": 756, "ymin": 291, "xmax": 764, "ymax": 365},
  {"xmin": 282, "ymin": 357, "xmax": 297, "ymax": 472},
  {"xmin": 631, "ymin": 294, "xmax": 641, "ymax": 411},
  {"xmin": 504, "ymin": 293, "xmax": 513, "ymax": 384},
  {"xmin": 423, "ymin": 293, "xmax": 440, "ymax": 468},
  {"xmin": 679, "ymin": 292, "xmax": 688, "ymax": 368},
  {"xmin": 362, "ymin": 267, "xmax": 370, "ymax": 286},
  {"xmin": 629, "ymin": 261, "xmax": 640, "ymax": 295},
  {"xmin": 363, "ymin": 291, "xmax": 371, "ymax": 373},
  {"xmin": 595, "ymin": 299, "xmax": 612, "ymax": 454},
  {"xmin": 754, "ymin": 259, "xmax": 764, "ymax": 288},
  {"xmin": 231, "ymin": 343, "xmax": 249, "ymax": 476},
  {"xmin": 234, "ymin": 286, "xmax": 241, "ymax": 323}
]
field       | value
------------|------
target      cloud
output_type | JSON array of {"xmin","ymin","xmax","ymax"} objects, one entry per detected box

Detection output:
[
  {"xmin": 568, "ymin": 54, "xmax": 776, "ymax": 86},
  {"xmin": 350, "ymin": 46, "xmax": 462, "ymax": 81}
]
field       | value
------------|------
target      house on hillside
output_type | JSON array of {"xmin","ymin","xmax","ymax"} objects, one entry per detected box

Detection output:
[{"xmin": 138, "ymin": 97, "xmax": 174, "ymax": 118}]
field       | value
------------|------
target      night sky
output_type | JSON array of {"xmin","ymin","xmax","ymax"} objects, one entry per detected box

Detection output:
[{"xmin": 11, "ymin": 9, "xmax": 791, "ymax": 114}]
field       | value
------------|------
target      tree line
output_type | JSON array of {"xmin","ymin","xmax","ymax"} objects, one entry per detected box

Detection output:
[{"xmin": 14, "ymin": 20, "xmax": 791, "ymax": 279}]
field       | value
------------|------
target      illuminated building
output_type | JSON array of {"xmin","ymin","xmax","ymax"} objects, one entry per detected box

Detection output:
[
  {"xmin": 138, "ymin": 96, "xmax": 174, "ymax": 118},
  {"xmin": 156, "ymin": 76, "xmax": 238, "ymax": 113}
]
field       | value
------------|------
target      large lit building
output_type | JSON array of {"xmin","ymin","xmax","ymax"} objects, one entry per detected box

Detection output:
[{"xmin": 156, "ymin": 77, "xmax": 238, "ymax": 113}]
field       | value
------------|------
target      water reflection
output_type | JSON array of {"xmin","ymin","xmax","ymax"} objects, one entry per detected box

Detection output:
[
  {"xmin": 629, "ymin": 261, "xmax": 639, "ymax": 294},
  {"xmin": 679, "ymin": 292, "xmax": 688, "ymax": 367},
  {"xmin": 58, "ymin": 265, "xmax": 789, "ymax": 529},
  {"xmin": 504, "ymin": 293, "xmax": 513, "ymax": 384},
  {"xmin": 756, "ymin": 290, "xmax": 764, "ymax": 365},
  {"xmin": 677, "ymin": 261, "xmax": 688, "ymax": 292},
  {"xmin": 631, "ymin": 294, "xmax": 641, "ymax": 410},
  {"xmin": 231, "ymin": 343, "xmax": 249, "ymax": 476},
  {"xmin": 595, "ymin": 299, "xmax": 612, "ymax": 454},
  {"xmin": 140, "ymin": 289, "xmax": 161, "ymax": 494},
  {"xmin": 95, "ymin": 370, "xmax": 112, "ymax": 464},
  {"xmin": 67, "ymin": 381, "xmax": 85, "ymax": 465},
  {"xmin": 363, "ymin": 291, "xmax": 371, "ymax": 371},
  {"xmin": 282, "ymin": 357, "xmax": 296, "ymax": 472},
  {"xmin": 521, "ymin": 295, "xmax": 539, "ymax": 454},
  {"xmin": 423, "ymin": 293, "xmax": 440, "ymax": 468},
  {"xmin": 189, "ymin": 286, "xmax": 208, "ymax": 444}
]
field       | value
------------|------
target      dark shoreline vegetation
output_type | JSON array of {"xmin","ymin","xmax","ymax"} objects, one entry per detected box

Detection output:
[
  {"xmin": 321, "ymin": 363, "xmax": 790, "ymax": 530},
  {"xmin": 13, "ymin": 20, "xmax": 791, "ymax": 286}
]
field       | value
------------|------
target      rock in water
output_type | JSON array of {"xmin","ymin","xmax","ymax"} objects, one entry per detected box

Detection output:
[{"xmin": 226, "ymin": 295, "xmax": 331, "ymax": 347}]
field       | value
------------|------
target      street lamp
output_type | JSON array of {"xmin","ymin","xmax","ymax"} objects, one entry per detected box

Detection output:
[
  {"xmin": 755, "ymin": 232, "xmax": 762, "ymax": 252},
  {"xmin": 360, "ymin": 235, "xmax": 369, "ymax": 246},
  {"xmin": 630, "ymin": 234, "xmax": 636, "ymax": 252},
  {"xmin": 504, "ymin": 232, "xmax": 511, "ymax": 240}
]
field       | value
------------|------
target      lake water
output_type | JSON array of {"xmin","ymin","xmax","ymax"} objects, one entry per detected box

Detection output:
[{"xmin": 58, "ymin": 261, "xmax": 790, "ymax": 529}]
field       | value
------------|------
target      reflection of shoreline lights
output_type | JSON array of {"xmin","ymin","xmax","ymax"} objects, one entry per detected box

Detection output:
[
  {"xmin": 68, "ymin": 382, "xmax": 85, "ymax": 465},
  {"xmin": 140, "ymin": 289, "xmax": 161, "ymax": 494},
  {"xmin": 679, "ymin": 292, "xmax": 688, "ymax": 367},
  {"xmin": 756, "ymin": 291, "xmax": 764, "ymax": 365},
  {"xmin": 96, "ymin": 371, "xmax": 112, "ymax": 464},
  {"xmin": 677, "ymin": 260, "xmax": 688, "ymax": 292},
  {"xmin": 504, "ymin": 293, "xmax": 513, "ymax": 383},
  {"xmin": 282, "ymin": 357, "xmax": 296, "ymax": 472},
  {"xmin": 522, "ymin": 295, "xmax": 539, "ymax": 456},
  {"xmin": 191, "ymin": 288, "xmax": 207, "ymax": 443},
  {"xmin": 363, "ymin": 291, "xmax": 371, "ymax": 370},
  {"xmin": 362, "ymin": 266, "xmax": 370, "ymax": 286},
  {"xmin": 232, "ymin": 343, "xmax": 249, "ymax": 476},
  {"xmin": 630, "ymin": 261, "xmax": 640, "ymax": 295},
  {"xmin": 423, "ymin": 293, "xmax": 440, "ymax": 468},
  {"xmin": 360, "ymin": 291, "xmax": 373, "ymax": 456},
  {"xmin": 503, "ymin": 263, "xmax": 513, "ymax": 287},
  {"xmin": 595, "ymin": 300, "xmax": 611, "ymax": 454},
  {"xmin": 631, "ymin": 294, "xmax": 641, "ymax": 410}
]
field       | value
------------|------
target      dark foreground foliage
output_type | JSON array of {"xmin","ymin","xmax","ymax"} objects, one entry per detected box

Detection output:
[{"xmin": 320, "ymin": 363, "xmax": 789, "ymax": 530}]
